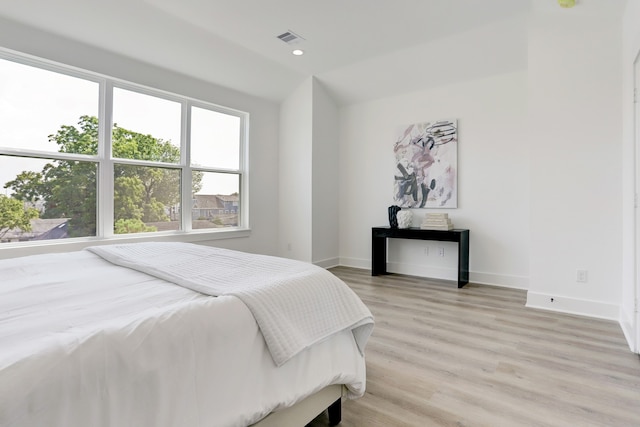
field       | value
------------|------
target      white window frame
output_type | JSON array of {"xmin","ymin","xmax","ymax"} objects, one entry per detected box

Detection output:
[{"xmin": 0, "ymin": 48, "xmax": 250, "ymax": 253}]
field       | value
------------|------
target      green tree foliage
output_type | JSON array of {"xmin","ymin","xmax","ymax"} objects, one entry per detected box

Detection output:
[
  {"xmin": 3, "ymin": 115, "xmax": 202, "ymax": 237},
  {"xmin": 4, "ymin": 171, "xmax": 44, "ymax": 204},
  {"xmin": 0, "ymin": 195, "xmax": 39, "ymax": 239},
  {"xmin": 114, "ymin": 175, "xmax": 145, "ymax": 222},
  {"xmin": 40, "ymin": 160, "xmax": 97, "ymax": 238},
  {"xmin": 114, "ymin": 218, "xmax": 157, "ymax": 234}
]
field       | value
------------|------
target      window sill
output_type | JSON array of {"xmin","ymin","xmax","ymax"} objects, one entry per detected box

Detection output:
[{"xmin": 0, "ymin": 228, "xmax": 251, "ymax": 260}]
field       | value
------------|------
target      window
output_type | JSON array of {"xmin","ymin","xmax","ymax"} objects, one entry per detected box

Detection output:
[{"xmin": 0, "ymin": 51, "xmax": 247, "ymax": 244}]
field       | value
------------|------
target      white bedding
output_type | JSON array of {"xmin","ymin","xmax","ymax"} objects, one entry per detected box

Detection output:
[
  {"xmin": 0, "ymin": 247, "xmax": 370, "ymax": 427},
  {"xmin": 87, "ymin": 242, "xmax": 374, "ymax": 366}
]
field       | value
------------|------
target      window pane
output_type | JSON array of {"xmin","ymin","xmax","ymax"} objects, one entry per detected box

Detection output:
[
  {"xmin": 192, "ymin": 172, "xmax": 239, "ymax": 229},
  {"xmin": 0, "ymin": 58, "xmax": 99, "ymax": 154},
  {"xmin": 191, "ymin": 106, "xmax": 240, "ymax": 169},
  {"xmin": 113, "ymin": 164, "xmax": 181, "ymax": 234},
  {"xmin": 0, "ymin": 155, "xmax": 97, "ymax": 242},
  {"xmin": 1, "ymin": 51, "xmax": 248, "ymax": 245},
  {"xmin": 112, "ymin": 88, "xmax": 181, "ymax": 163}
]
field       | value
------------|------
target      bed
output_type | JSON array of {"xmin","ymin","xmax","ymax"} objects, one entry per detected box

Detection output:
[{"xmin": 0, "ymin": 242, "xmax": 374, "ymax": 427}]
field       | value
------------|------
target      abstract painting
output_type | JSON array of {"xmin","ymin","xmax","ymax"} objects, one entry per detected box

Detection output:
[{"xmin": 393, "ymin": 119, "xmax": 457, "ymax": 208}]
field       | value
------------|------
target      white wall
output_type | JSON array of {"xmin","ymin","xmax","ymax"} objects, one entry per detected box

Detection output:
[
  {"xmin": 338, "ymin": 4, "xmax": 627, "ymax": 323},
  {"xmin": 279, "ymin": 79, "xmax": 313, "ymax": 261},
  {"xmin": 311, "ymin": 79, "xmax": 340, "ymax": 267},
  {"xmin": 279, "ymin": 77, "xmax": 341, "ymax": 266},
  {"xmin": 335, "ymin": 14, "xmax": 530, "ymax": 288},
  {"xmin": 622, "ymin": 0, "xmax": 640, "ymax": 352},
  {"xmin": 0, "ymin": 17, "xmax": 281, "ymax": 259},
  {"xmin": 526, "ymin": 4, "xmax": 623, "ymax": 320},
  {"xmin": 338, "ymin": 70, "xmax": 529, "ymax": 288}
]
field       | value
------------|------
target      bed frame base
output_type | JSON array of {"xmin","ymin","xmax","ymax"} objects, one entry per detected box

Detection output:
[
  {"xmin": 327, "ymin": 397, "xmax": 341, "ymax": 426},
  {"xmin": 250, "ymin": 384, "xmax": 343, "ymax": 426}
]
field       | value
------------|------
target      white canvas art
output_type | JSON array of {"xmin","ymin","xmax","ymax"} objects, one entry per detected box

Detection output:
[{"xmin": 393, "ymin": 119, "xmax": 457, "ymax": 208}]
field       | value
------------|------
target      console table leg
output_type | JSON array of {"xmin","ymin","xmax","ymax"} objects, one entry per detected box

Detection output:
[
  {"xmin": 371, "ymin": 235, "xmax": 387, "ymax": 276},
  {"xmin": 458, "ymin": 230, "xmax": 470, "ymax": 287}
]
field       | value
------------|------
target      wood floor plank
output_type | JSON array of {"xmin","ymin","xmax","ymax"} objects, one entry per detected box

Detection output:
[{"xmin": 308, "ymin": 267, "xmax": 640, "ymax": 427}]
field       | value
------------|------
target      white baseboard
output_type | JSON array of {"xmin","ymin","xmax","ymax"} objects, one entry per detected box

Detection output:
[
  {"xmin": 338, "ymin": 257, "xmax": 370, "ymax": 270},
  {"xmin": 338, "ymin": 258, "xmax": 528, "ymax": 289},
  {"xmin": 526, "ymin": 291, "xmax": 619, "ymax": 321},
  {"xmin": 386, "ymin": 261, "xmax": 457, "ymax": 281},
  {"xmin": 471, "ymin": 271, "xmax": 528, "ymax": 290},
  {"xmin": 339, "ymin": 258, "xmax": 457, "ymax": 279},
  {"xmin": 338, "ymin": 258, "xmax": 623, "ymax": 324},
  {"xmin": 314, "ymin": 257, "xmax": 340, "ymax": 269},
  {"xmin": 620, "ymin": 308, "xmax": 638, "ymax": 353}
]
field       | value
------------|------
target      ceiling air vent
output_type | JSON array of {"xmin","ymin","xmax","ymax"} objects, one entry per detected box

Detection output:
[{"xmin": 276, "ymin": 30, "xmax": 305, "ymax": 45}]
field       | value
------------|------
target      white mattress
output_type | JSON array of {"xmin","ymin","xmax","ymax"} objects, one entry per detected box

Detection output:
[{"xmin": 0, "ymin": 249, "xmax": 367, "ymax": 427}]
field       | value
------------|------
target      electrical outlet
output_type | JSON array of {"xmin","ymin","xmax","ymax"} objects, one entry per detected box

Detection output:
[
  {"xmin": 438, "ymin": 247, "xmax": 445, "ymax": 257},
  {"xmin": 423, "ymin": 247, "xmax": 429, "ymax": 256},
  {"xmin": 576, "ymin": 269, "xmax": 588, "ymax": 283}
]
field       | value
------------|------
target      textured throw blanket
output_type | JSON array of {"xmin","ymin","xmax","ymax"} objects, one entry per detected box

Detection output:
[{"xmin": 87, "ymin": 242, "xmax": 374, "ymax": 366}]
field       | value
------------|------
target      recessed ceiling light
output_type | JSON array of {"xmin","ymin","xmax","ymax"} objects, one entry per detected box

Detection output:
[{"xmin": 292, "ymin": 49, "xmax": 304, "ymax": 56}]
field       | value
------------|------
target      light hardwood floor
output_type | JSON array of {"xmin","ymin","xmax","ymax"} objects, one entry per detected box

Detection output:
[{"xmin": 309, "ymin": 267, "xmax": 640, "ymax": 427}]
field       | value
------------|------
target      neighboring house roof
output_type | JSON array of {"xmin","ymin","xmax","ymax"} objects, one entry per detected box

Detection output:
[
  {"xmin": 32, "ymin": 221, "xmax": 68, "ymax": 240},
  {"xmin": 193, "ymin": 194, "xmax": 238, "ymax": 209},
  {"xmin": 2, "ymin": 218, "xmax": 69, "ymax": 241},
  {"xmin": 192, "ymin": 194, "xmax": 225, "ymax": 209},
  {"xmin": 216, "ymin": 195, "xmax": 239, "ymax": 203}
]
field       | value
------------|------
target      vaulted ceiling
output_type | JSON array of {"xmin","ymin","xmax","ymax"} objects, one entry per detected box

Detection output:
[{"xmin": 0, "ymin": 0, "xmax": 625, "ymax": 104}]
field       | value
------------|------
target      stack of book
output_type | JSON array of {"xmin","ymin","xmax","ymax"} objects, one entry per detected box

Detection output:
[{"xmin": 420, "ymin": 213, "xmax": 454, "ymax": 230}]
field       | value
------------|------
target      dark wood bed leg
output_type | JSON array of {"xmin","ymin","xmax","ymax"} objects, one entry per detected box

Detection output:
[{"xmin": 327, "ymin": 398, "xmax": 341, "ymax": 426}]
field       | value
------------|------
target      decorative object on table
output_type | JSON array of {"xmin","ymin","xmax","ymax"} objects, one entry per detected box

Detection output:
[
  {"xmin": 396, "ymin": 210, "xmax": 413, "ymax": 229},
  {"xmin": 420, "ymin": 212, "xmax": 454, "ymax": 230},
  {"xmin": 388, "ymin": 205, "xmax": 401, "ymax": 228},
  {"xmin": 393, "ymin": 119, "xmax": 458, "ymax": 209}
]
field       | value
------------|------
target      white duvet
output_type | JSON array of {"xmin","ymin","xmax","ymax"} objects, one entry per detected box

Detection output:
[
  {"xmin": 87, "ymin": 242, "xmax": 373, "ymax": 367},
  {"xmin": 0, "ymin": 246, "xmax": 370, "ymax": 427}
]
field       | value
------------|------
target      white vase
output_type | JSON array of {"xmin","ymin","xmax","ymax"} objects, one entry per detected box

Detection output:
[{"xmin": 397, "ymin": 210, "xmax": 413, "ymax": 229}]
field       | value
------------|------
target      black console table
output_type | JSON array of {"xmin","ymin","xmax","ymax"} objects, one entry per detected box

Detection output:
[{"xmin": 371, "ymin": 227, "xmax": 469, "ymax": 288}]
